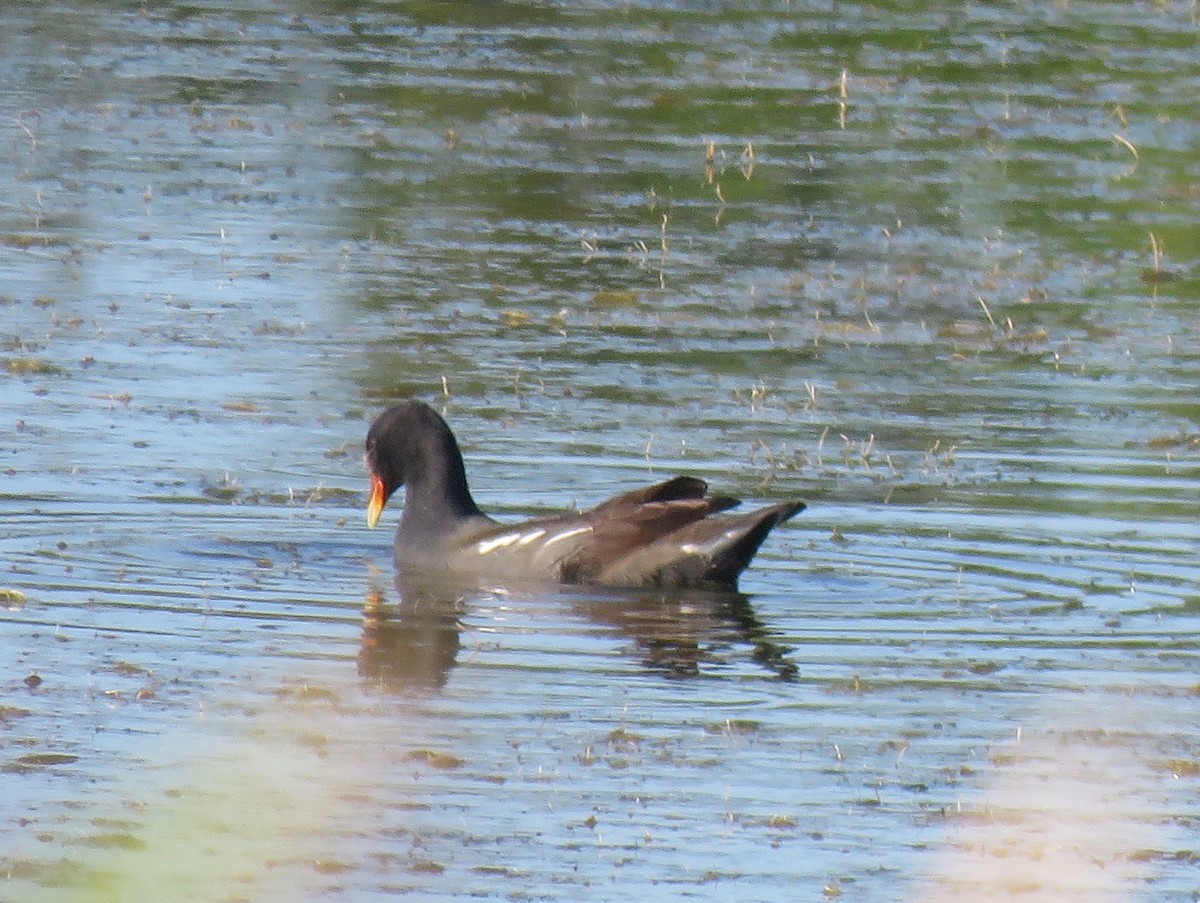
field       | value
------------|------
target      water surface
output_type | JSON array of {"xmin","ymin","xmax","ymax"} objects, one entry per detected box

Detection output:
[{"xmin": 2, "ymin": 2, "xmax": 1199, "ymax": 901}]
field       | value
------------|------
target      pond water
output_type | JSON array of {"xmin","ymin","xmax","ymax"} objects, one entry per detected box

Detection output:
[{"xmin": 2, "ymin": 2, "xmax": 1199, "ymax": 900}]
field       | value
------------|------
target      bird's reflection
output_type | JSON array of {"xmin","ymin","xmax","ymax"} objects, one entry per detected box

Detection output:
[
  {"xmin": 357, "ymin": 576, "xmax": 465, "ymax": 691},
  {"xmin": 569, "ymin": 588, "xmax": 797, "ymax": 680},
  {"xmin": 358, "ymin": 574, "xmax": 796, "ymax": 692}
]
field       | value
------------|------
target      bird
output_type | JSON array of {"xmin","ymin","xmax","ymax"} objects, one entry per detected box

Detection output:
[{"xmin": 364, "ymin": 400, "xmax": 805, "ymax": 589}]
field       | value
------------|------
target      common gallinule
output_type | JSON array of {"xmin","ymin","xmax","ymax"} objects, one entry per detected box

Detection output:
[{"xmin": 365, "ymin": 400, "xmax": 805, "ymax": 588}]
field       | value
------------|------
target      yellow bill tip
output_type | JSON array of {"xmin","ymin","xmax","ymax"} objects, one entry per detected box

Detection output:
[{"xmin": 366, "ymin": 474, "xmax": 386, "ymax": 529}]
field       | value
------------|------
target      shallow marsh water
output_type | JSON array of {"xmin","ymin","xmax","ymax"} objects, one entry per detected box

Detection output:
[{"xmin": 2, "ymin": 2, "xmax": 1199, "ymax": 901}]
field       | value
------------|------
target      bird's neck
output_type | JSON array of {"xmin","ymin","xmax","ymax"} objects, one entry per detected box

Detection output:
[{"xmin": 399, "ymin": 443, "xmax": 484, "ymax": 540}]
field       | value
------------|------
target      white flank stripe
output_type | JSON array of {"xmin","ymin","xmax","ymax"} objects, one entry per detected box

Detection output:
[
  {"xmin": 516, "ymin": 529, "xmax": 547, "ymax": 547},
  {"xmin": 540, "ymin": 525, "xmax": 592, "ymax": 548},
  {"xmin": 475, "ymin": 533, "xmax": 522, "ymax": 555}
]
